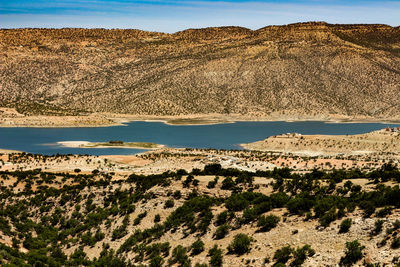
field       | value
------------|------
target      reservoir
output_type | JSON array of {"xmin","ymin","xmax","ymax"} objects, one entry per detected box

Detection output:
[{"xmin": 0, "ymin": 121, "xmax": 399, "ymax": 155}]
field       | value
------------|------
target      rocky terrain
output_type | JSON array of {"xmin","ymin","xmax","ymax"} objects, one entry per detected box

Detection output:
[
  {"xmin": 1, "ymin": 151, "xmax": 400, "ymax": 266},
  {"xmin": 1, "ymin": 22, "xmax": 400, "ymax": 121},
  {"xmin": 242, "ymin": 128, "xmax": 400, "ymax": 156}
]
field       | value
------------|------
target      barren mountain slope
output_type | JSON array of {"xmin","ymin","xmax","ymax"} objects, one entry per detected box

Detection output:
[{"xmin": 1, "ymin": 22, "xmax": 400, "ymax": 119}]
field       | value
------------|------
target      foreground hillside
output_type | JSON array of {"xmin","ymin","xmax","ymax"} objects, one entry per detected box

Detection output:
[
  {"xmin": 1, "ymin": 22, "xmax": 400, "ymax": 121},
  {"xmin": 1, "ymin": 151, "xmax": 400, "ymax": 266}
]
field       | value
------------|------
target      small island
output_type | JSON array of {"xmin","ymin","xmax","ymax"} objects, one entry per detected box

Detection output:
[{"xmin": 57, "ymin": 140, "xmax": 165, "ymax": 149}]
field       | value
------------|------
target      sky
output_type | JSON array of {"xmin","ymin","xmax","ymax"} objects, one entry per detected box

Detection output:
[{"xmin": 0, "ymin": 0, "xmax": 399, "ymax": 33}]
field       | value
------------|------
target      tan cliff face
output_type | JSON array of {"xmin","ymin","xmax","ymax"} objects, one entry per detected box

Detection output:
[{"xmin": 1, "ymin": 22, "xmax": 400, "ymax": 119}]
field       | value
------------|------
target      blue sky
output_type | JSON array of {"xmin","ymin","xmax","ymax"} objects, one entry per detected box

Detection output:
[{"xmin": 1, "ymin": 0, "xmax": 399, "ymax": 32}]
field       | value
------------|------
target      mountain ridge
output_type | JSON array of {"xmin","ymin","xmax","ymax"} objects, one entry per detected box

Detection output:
[{"xmin": 1, "ymin": 22, "xmax": 399, "ymax": 120}]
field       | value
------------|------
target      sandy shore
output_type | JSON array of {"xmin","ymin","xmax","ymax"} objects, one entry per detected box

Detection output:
[
  {"xmin": 57, "ymin": 141, "xmax": 165, "ymax": 150},
  {"xmin": 1, "ymin": 108, "xmax": 400, "ymax": 128},
  {"xmin": 0, "ymin": 148, "xmax": 22, "ymax": 154}
]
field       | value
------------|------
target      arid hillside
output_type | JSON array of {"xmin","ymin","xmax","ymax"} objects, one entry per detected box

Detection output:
[
  {"xmin": 2, "ymin": 153, "xmax": 400, "ymax": 266},
  {"xmin": 242, "ymin": 128, "xmax": 400, "ymax": 156},
  {"xmin": 1, "ymin": 22, "xmax": 400, "ymax": 120}
]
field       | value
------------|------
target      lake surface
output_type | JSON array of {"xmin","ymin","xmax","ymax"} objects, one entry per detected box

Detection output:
[{"xmin": 0, "ymin": 121, "xmax": 399, "ymax": 155}]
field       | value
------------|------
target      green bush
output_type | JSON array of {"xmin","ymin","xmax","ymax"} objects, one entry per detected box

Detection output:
[
  {"xmin": 340, "ymin": 240, "xmax": 365, "ymax": 266},
  {"xmin": 377, "ymin": 206, "xmax": 393, "ymax": 217},
  {"xmin": 169, "ymin": 245, "xmax": 190, "ymax": 266},
  {"xmin": 191, "ymin": 239, "xmax": 205, "ymax": 255},
  {"xmin": 149, "ymin": 255, "xmax": 164, "ymax": 267},
  {"xmin": 173, "ymin": 190, "xmax": 182, "ymax": 199},
  {"xmin": 183, "ymin": 175, "xmax": 194, "ymax": 188},
  {"xmin": 273, "ymin": 245, "xmax": 293, "ymax": 264},
  {"xmin": 360, "ymin": 201, "xmax": 375, "ymax": 218},
  {"xmin": 392, "ymin": 237, "xmax": 400, "ymax": 249},
  {"xmin": 207, "ymin": 177, "xmax": 219, "ymax": 189},
  {"xmin": 319, "ymin": 208, "xmax": 337, "ymax": 227},
  {"xmin": 208, "ymin": 245, "xmax": 223, "ymax": 267},
  {"xmin": 216, "ymin": 211, "xmax": 229, "ymax": 226},
  {"xmin": 225, "ymin": 194, "xmax": 249, "ymax": 211},
  {"xmin": 164, "ymin": 199, "xmax": 175, "ymax": 209},
  {"xmin": 339, "ymin": 218, "xmax": 352, "ymax": 233},
  {"xmin": 257, "ymin": 214, "xmax": 280, "ymax": 232},
  {"xmin": 214, "ymin": 224, "xmax": 230, "ymax": 240},
  {"xmin": 221, "ymin": 177, "xmax": 236, "ymax": 190},
  {"xmin": 292, "ymin": 245, "xmax": 315, "ymax": 266},
  {"xmin": 227, "ymin": 234, "xmax": 252, "ymax": 255},
  {"xmin": 372, "ymin": 219, "xmax": 384, "ymax": 235}
]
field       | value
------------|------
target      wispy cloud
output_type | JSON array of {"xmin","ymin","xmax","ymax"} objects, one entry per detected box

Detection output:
[{"xmin": 1, "ymin": 0, "xmax": 399, "ymax": 32}]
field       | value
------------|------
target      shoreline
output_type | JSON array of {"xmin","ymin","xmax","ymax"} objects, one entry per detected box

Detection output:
[
  {"xmin": 0, "ymin": 148, "xmax": 22, "ymax": 154},
  {"xmin": 1, "ymin": 113, "xmax": 400, "ymax": 128},
  {"xmin": 56, "ymin": 141, "xmax": 165, "ymax": 150}
]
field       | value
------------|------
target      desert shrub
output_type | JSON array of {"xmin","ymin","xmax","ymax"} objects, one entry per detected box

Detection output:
[
  {"xmin": 216, "ymin": 211, "xmax": 229, "ymax": 226},
  {"xmin": 208, "ymin": 245, "xmax": 223, "ymax": 267},
  {"xmin": 242, "ymin": 207, "xmax": 258, "ymax": 223},
  {"xmin": 377, "ymin": 206, "xmax": 393, "ymax": 217},
  {"xmin": 291, "ymin": 245, "xmax": 315, "ymax": 266},
  {"xmin": 392, "ymin": 237, "xmax": 400, "ymax": 249},
  {"xmin": 286, "ymin": 194, "xmax": 314, "ymax": 215},
  {"xmin": 173, "ymin": 190, "xmax": 181, "ymax": 199},
  {"xmin": 198, "ymin": 210, "xmax": 213, "ymax": 234},
  {"xmin": 149, "ymin": 255, "xmax": 164, "ymax": 267},
  {"xmin": 339, "ymin": 218, "xmax": 352, "ymax": 233},
  {"xmin": 214, "ymin": 224, "xmax": 230, "ymax": 240},
  {"xmin": 372, "ymin": 219, "xmax": 384, "ymax": 235},
  {"xmin": 191, "ymin": 239, "xmax": 205, "ymax": 255},
  {"xmin": 207, "ymin": 177, "xmax": 219, "ymax": 189},
  {"xmin": 154, "ymin": 214, "xmax": 161, "ymax": 223},
  {"xmin": 360, "ymin": 201, "xmax": 375, "ymax": 218},
  {"xmin": 164, "ymin": 196, "xmax": 215, "ymax": 232},
  {"xmin": 221, "ymin": 177, "xmax": 236, "ymax": 190},
  {"xmin": 112, "ymin": 225, "xmax": 128, "ymax": 240},
  {"xmin": 169, "ymin": 245, "xmax": 190, "ymax": 266},
  {"xmin": 227, "ymin": 234, "xmax": 252, "ymax": 255},
  {"xmin": 183, "ymin": 175, "xmax": 194, "ymax": 188},
  {"xmin": 393, "ymin": 220, "xmax": 400, "ymax": 230},
  {"xmin": 145, "ymin": 242, "xmax": 170, "ymax": 258},
  {"xmin": 319, "ymin": 208, "xmax": 337, "ymax": 227},
  {"xmin": 133, "ymin": 211, "xmax": 147, "ymax": 226},
  {"xmin": 225, "ymin": 194, "xmax": 249, "ymax": 211},
  {"xmin": 257, "ymin": 214, "xmax": 280, "ymax": 232},
  {"xmin": 164, "ymin": 199, "xmax": 175, "ymax": 209},
  {"xmin": 340, "ymin": 240, "xmax": 365, "ymax": 266},
  {"xmin": 92, "ymin": 248, "xmax": 127, "ymax": 267},
  {"xmin": 274, "ymin": 245, "xmax": 293, "ymax": 264},
  {"xmin": 204, "ymin": 163, "xmax": 222, "ymax": 175}
]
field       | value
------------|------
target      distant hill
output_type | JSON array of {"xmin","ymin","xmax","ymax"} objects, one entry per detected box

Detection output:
[{"xmin": 1, "ymin": 22, "xmax": 400, "ymax": 120}]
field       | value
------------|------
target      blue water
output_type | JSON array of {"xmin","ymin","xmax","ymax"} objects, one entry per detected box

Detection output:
[{"xmin": 0, "ymin": 121, "xmax": 399, "ymax": 155}]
